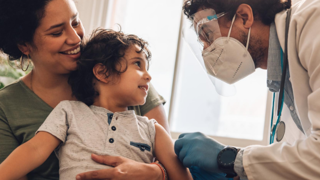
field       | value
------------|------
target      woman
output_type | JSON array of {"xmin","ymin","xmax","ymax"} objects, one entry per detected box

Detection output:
[{"xmin": 0, "ymin": 0, "xmax": 168, "ymax": 179}]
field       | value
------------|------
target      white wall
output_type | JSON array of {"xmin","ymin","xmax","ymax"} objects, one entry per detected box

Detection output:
[{"xmin": 75, "ymin": 0, "xmax": 110, "ymax": 36}]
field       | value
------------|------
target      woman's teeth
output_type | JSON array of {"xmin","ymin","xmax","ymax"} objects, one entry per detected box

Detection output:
[{"xmin": 65, "ymin": 47, "xmax": 80, "ymax": 55}]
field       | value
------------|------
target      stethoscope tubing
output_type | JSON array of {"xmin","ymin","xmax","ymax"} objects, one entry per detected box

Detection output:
[
  {"xmin": 269, "ymin": 9, "xmax": 291, "ymax": 144},
  {"xmin": 270, "ymin": 92, "xmax": 285, "ymax": 144}
]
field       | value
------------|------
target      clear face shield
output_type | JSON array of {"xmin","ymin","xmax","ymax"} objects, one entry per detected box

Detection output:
[
  {"xmin": 182, "ymin": 9, "xmax": 236, "ymax": 96},
  {"xmin": 194, "ymin": 9, "xmax": 226, "ymax": 48},
  {"xmin": 183, "ymin": 8, "xmax": 255, "ymax": 95}
]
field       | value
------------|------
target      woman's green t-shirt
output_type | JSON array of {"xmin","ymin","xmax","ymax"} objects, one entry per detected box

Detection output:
[{"xmin": 0, "ymin": 80, "xmax": 165, "ymax": 180}]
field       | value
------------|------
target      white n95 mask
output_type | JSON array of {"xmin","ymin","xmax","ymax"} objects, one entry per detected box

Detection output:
[
  {"xmin": 202, "ymin": 37, "xmax": 255, "ymax": 84},
  {"xmin": 185, "ymin": 9, "xmax": 255, "ymax": 85},
  {"xmin": 201, "ymin": 14, "xmax": 255, "ymax": 84}
]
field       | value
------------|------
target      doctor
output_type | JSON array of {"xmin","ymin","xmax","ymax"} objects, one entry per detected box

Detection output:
[{"xmin": 174, "ymin": 0, "xmax": 320, "ymax": 179}]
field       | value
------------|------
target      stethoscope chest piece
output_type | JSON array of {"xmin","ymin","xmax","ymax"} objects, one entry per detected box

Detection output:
[{"xmin": 276, "ymin": 121, "xmax": 286, "ymax": 142}]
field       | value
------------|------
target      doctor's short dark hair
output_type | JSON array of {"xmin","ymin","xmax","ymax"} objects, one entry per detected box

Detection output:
[
  {"xmin": 68, "ymin": 28, "xmax": 151, "ymax": 106},
  {"xmin": 0, "ymin": 0, "xmax": 53, "ymax": 60},
  {"xmin": 183, "ymin": 0, "xmax": 292, "ymax": 25}
]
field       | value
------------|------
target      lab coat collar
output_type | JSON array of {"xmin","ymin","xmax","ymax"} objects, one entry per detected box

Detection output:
[{"xmin": 267, "ymin": 22, "xmax": 282, "ymax": 92}]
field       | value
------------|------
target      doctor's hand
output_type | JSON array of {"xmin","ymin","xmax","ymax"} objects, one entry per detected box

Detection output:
[
  {"xmin": 76, "ymin": 154, "xmax": 162, "ymax": 180},
  {"xmin": 174, "ymin": 132, "xmax": 225, "ymax": 173},
  {"xmin": 189, "ymin": 166, "xmax": 234, "ymax": 180}
]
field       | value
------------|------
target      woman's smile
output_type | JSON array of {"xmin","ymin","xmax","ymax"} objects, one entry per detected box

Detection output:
[{"xmin": 60, "ymin": 46, "xmax": 81, "ymax": 59}]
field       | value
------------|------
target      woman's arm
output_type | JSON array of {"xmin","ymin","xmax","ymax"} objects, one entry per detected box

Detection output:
[
  {"xmin": 0, "ymin": 132, "xmax": 61, "ymax": 180},
  {"xmin": 154, "ymin": 124, "xmax": 193, "ymax": 180},
  {"xmin": 76, "ymin": 154, "xmax": 162, "ymax": 180}
]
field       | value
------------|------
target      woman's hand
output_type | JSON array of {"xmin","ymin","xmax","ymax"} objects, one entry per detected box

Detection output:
[{"xmin": 76, "ymin": 154, "xmax": 162, "ymax": 180}]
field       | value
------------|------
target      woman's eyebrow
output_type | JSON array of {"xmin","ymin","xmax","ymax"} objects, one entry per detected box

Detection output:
[
  {"xmin": 45, "ymin": 23, "xmax": 64, "ymax": 32},
  {"xmin": 45, "ymin": 13, "xmax": 79, "ymax": 32},
  {"xmin": 72, "ymin": 12, "xmax": 79, "ymax": 20}
]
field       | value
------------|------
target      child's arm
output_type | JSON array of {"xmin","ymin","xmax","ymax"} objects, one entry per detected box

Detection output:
[
  {"xmin": 0, "ymin": 132, "xmax": 61, "ymax": 180},
  {"xmin": 154, "ymin": 124, "xmax": 193, "ymax": 180}
]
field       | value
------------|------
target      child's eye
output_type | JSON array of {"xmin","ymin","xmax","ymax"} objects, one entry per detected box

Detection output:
[{"xmin": 134, "ymin": 61, "xmax": 141, "ymax": 67}]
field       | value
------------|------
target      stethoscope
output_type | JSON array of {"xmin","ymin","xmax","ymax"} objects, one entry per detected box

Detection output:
[
  {"xmin": 269, "ymin": 51, "xmax": 285, "ymax": 144},
  {"xmin": 269, "ymin": 9, "xmax": 291, "ymax": 144}
]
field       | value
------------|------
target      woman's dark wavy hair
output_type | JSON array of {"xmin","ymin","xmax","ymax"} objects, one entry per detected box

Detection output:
[
  {"xmin": 68, "ymin": 28, "xmax": 152, "ymax": 106},
  {"xmin": 183, "ymin": 0, "xmax": 291, "ymax": 25},
  {"xmin": 0, "ymin": 0, "xmax": 52, "ymax": 60}
]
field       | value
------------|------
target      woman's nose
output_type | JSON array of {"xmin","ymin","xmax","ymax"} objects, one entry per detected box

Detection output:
[{"xmin": 66, "ymin": 26, "xmax": 83, "ymax": 45}]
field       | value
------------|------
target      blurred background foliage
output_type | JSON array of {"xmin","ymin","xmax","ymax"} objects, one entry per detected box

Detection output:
[{"xmin": 0, "ymin": 54, "xmax": 29, "ymax": 89}]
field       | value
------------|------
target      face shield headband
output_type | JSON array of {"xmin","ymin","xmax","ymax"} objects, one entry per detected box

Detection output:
[{"xmin": 193, "ymin": 9, "xmax": 226, "ymax": 48}]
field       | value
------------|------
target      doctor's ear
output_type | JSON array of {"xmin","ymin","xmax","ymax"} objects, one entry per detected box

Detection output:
[
  {"xmin": 236, "ymin": 4, "xmax": 254, "ymax": 29},
  {"xmin": 93, "ymin": 63, "xmax": 110, "ymax": 83}
]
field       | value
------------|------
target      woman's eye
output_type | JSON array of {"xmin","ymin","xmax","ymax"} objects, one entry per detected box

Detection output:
[
  {"xmin": 72, "ymin": 20, "xmax": 80, "ymax": 27},
  {"xmin": 51, "ymin": 31, "xmax": 63, "ymax": 37}
]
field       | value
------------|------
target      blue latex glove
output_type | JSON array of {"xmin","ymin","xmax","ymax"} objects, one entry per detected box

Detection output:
[
  {"xmin": 174, "ymin": 132, "xmax": 225, "ymax": 173},
  {"xmin": 189, "ymin": 166, "xmax": 233, "ymax": 180}
]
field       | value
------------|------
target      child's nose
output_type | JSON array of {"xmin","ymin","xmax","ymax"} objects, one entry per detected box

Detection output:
[{"xmin": 145, "ymin": 71, "xmax": 152, "ymax": 82}]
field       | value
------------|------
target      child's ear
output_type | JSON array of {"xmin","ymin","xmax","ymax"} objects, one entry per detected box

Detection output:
[{"xmin": 93, "ymin": 63, "xmax": 110, "ymax": 83}]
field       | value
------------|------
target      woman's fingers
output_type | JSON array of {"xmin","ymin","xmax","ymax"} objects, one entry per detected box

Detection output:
[
  {"xmin": 91, "ymin": 154, "xmax": 124, "ymax": 167},
  {"xmin": 76, "ymin": 155, "xmax": 142, "ymax": 180},
  {"xmin": 76, "ymin": 169, "xmax": 113, "ymax": 180},
  {"xmin": 76, "ymin": 166, "xmax": 126, "ymax": 180}
]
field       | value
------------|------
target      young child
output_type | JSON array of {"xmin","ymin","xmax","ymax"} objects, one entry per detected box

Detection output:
[{"xmin": 0, "ymin": 29, "xmax": 193, "ymax": 180}]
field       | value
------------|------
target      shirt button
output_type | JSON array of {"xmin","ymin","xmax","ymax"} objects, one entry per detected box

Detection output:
[
  {"xmin": 290, "ymin": 106, "xmax": 294, "ymax": 111},
  {"xmin": 140, "ymin": 146, "xmax": 145, "ymax": 151},
  {"xmin": 111, "ymin": 126, "xmax": 116, "ymax": 131},
  {"xmin": 116, "ymin": 117, "xmax": 118, "ymax": 120},
  {"xmin": 109, "ymin": 138, "xmax": 114, "ymax": 143},
  {"xmin": 110, "ymin": 114, "xmax": 113, "ymax": 119}
]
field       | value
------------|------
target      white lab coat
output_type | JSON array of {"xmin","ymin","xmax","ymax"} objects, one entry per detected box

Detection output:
[{"xmin": 243, "ymin": 0, "xmax": 320, "ymax": 179}]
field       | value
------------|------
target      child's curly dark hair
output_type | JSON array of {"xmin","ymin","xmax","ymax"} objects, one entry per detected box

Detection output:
[{"xmin": 68, "ymin": 28, "xmax": 152, "ymax": 106}]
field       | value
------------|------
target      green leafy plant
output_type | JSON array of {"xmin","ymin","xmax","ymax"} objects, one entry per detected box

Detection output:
[{"xmin": 0, "ymin": 55, "xmax": 28, "ymax": 89}]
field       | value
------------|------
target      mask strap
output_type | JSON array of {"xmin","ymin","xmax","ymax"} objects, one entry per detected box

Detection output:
[
  {"xmin": 227, "ymin": 14, "xmax": 236, "ymax": 40},
  {"xmin": 246, "ymin": 28, "xmax": 251, "ymax": 51},
  {"xmin": 228, "ymin": 14, "xmax": 251, "ymax": 53}
]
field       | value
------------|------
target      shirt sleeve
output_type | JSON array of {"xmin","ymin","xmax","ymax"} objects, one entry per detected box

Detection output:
[
  {"xmin": 0, "ymin": 105, "xmax": 19, "ymax": 162},
  {"xmin": 234, "ymin": 149, "xmax": 248, "ymax": 179},
  {"xmin": 139, "ymin": 83, "xmax": 166, "ymax": 116},
  {"xmin": 36, "ymin": 101, "xmax": 70, "ymax": 143}
]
